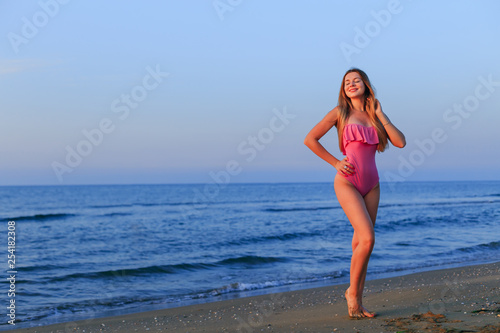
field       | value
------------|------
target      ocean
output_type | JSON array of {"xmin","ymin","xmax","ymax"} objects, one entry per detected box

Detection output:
[{"xmin": 1, "ymin": 181, "xmax": 499, "ymax": 330}]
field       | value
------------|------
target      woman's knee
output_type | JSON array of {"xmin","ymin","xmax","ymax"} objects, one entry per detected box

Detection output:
[{"xmin": 358, "ymin": 233, "xmax": 375, "ymax": 250}]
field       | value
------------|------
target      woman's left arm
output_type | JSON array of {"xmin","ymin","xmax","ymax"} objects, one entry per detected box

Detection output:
[{"xmin": 375, "ymin": 100, "xmax": 406, "ymax": 148}]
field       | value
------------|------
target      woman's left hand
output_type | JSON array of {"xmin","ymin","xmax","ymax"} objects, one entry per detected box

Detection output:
[
  {"xmin": 374, "ymin": 99, "xmax": 407, "ymax": 148},
  {"xmin": 375, "ymin": 99, "xmax": 384, "ymax": 117}
]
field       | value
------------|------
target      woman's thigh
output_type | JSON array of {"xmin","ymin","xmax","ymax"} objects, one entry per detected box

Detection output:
[
  {"xmin": 334, "ymin": 176, "xmax": 375, "ymax": 239},
  {"xmin": 364, "ymin": 183, "xmax": 380, "ymax": 226}
]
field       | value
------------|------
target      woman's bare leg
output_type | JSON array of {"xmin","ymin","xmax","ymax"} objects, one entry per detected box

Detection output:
[
  {"xmin": 358, "ymin": 184, "xmax": 380, "ymax": 315},
  {"xmin": 335, "ymin": 177, "xmax": 379, "ymax": 318},
  {"xmin": 353, "ymin": 184, "xmax": 380, "ymax": 296}
]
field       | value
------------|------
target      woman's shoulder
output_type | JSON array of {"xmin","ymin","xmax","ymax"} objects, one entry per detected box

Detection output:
[{"xmin": 324, "ymin": 106, "xmax": 341, "ymax": 123}]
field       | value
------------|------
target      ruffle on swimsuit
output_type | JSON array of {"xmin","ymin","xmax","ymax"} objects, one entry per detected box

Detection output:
[{"xmin": 341, "ymin": 124, "xmax": 379, "ymax": 155}]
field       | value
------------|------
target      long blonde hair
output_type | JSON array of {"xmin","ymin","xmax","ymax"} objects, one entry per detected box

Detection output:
[{"xmin": 336, "ymin": 68, "xmax": 388, "ymax": 153}]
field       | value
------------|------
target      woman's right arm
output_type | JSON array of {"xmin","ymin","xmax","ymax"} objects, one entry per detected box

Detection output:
[{"xmin": 304, "ymin": 107, "xmax": 353, "ymax": 174}]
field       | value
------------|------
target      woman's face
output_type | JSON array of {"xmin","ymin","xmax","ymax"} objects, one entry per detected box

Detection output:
[{"xmin": 344, "ymin": 72, "xmax": 365, "ymax": 99}]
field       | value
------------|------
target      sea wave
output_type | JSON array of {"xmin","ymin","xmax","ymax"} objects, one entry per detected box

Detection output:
[
  {"xmin": 208, "ymin": 270, "xmax": 348, "ymax": 297},
  {"xmin": 46, "ymin": 263, "xmax": 218, "ymax": 282},
  {"xmin": 88, "ymin": 201, "xmax": 190, "ymax": 209},
  {"xmin": 263, "ymin": 206, "xmax": 340, "ymax": 212},
  {"xmin": 41, "ymin": 256, "xmax": 288, "ymax": 283},
  {"xmin": 217, "ymin": 255, "xmax": 288, "ymax": 266},
  {"xmin": 379, "ymin": 197, "xmax": 500, "ymax": 209},
  {"xmin": 221, "ymin": 231, "xmax": 321, "ymax": 246},
  {"xmin": 0, "ymin": 213, "xmax": 76, "ymax": 222},
  {"xmin": 457, "ymin": 240, "xmax": 500, "ymax": 253},
  {"xmin": 97, "ymin": 212, "xmax": 133, "ymax": 217}
]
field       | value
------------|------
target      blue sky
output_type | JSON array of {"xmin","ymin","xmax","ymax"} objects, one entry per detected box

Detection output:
[{"xmin": 1, "ymin": 1, "xmax": 499, "ymax": 185}]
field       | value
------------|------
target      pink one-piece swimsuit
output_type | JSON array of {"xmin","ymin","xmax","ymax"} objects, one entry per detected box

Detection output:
[{"xmin": 337, "ymin": 123, "xmax": 379, "ymax": 197}]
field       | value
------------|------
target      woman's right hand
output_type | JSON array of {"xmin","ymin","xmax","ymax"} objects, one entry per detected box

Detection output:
[{"xmin": 335, "ymin": 157, "xmax": 355, "ymax": 176}]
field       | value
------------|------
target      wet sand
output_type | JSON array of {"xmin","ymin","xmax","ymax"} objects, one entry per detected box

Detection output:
[{"xmin": 12, "ymin": 262, "xmax": 500, "ymax": 332}]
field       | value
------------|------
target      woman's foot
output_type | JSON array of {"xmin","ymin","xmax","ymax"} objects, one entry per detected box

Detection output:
[
  {"xmin": 345, "ymin": 288, "xmax": 376, "ymax": 319},
  {"xmin": 360, "ymin": 305, "xmax": 376, "ymax": 318}
]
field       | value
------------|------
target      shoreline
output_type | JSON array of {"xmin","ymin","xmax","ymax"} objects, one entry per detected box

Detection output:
[{"xmin": 10, "ymin": 261, "xmax": 500, "ymax": 332}]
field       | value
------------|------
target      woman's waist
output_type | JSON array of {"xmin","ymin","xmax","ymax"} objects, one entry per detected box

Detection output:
[
  {"xmin": 344, "ymin": 147, "xmax": 377, "ymax": 161},
  {"xmin": 345, "ymin": 150, "xmax": 377, "ymax": 168}
]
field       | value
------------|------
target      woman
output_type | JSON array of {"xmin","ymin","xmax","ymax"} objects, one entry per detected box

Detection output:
[{"xmin": 304, "ymin": 68, "xmax": 406, "ymax": 318}]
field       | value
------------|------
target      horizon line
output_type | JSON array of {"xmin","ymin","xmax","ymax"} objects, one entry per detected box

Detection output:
[{"xmin": 1, "ymin": 179, "xmax": 499, "ymax": 188}]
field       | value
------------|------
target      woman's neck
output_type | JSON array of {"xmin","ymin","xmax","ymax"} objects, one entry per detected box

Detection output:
[{"xmin": 350, "ymin": 97, "xmax": 365, "ymax": 112}]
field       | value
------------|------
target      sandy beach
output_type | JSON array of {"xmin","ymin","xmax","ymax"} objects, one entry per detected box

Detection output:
[{"xmin": 11, "ymin": 262, "xmax": 500, "ymax": 332}]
